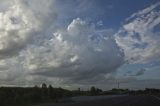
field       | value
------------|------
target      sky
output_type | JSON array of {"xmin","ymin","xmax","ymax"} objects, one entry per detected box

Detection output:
[{"xmin": 0, "ymin": 0, "xmax": 160, "ymax": 90}]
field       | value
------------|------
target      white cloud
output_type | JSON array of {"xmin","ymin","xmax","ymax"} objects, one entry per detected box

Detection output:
[
  {"xmin": 0, "ymin": 0, "xmax": 57, "ymax": 58},
  {"xmin": 21, "ymin": 18, "xmax": 124, "ymax": 85},
  {"xmin": 0, "ymin": 0, "xmax": 159, "ymax": 89},
  {"xmin": 115, "ymin": 2, "xmax": 160, "ymax": 64}
]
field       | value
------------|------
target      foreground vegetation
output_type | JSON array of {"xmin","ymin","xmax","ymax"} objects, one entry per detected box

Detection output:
[
  {"xmin": 0, "ymin": 84, "xmax": 102, "ymax": 106},
  {"xmin": 0, "ymin": 83, "xmax": 159, "ymax": 106}
]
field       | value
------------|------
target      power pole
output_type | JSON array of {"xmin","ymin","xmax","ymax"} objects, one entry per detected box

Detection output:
[
  {"xmin": 118, "ymin": 82, "xmax": 119, "ymax": 89},
  {"xmin": 116, "ymin": 80, "xmax": 120, "ymax": 89}
]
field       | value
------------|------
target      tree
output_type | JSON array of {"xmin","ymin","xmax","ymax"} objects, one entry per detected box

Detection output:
[
  {"xmin": 42, "ymin": 83, "xmax": 47, "ymax": 89},
  {"xmin": 48, "ymin": 85, "xmax": 54, "ymax": 99},
  {"xmin": 41, "ymin": 83, "xmax": 48, "ymax": 98},
  {"xmin": 90, "ymin": 86, "xmax": 96, "ymax": 95}
]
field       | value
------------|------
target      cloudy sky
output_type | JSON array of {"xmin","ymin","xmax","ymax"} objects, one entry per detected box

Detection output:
[{"xmin": 0, "ymin": 0, "xmax": 160, "ymax": 90}]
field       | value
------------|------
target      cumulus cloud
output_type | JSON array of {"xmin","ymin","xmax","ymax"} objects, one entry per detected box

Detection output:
[
  {"xmin": 115, "ymin": 2, "xmax": 160, "ymax": 64},
  {"xmin": 0, "ymin": 0, "xmax": 159, "ymax": 89},
  {"xmin": 22, "ymin": 18, "xmax": 124, "ymax": 85},
  {"xmin": 0, "ymin": 0, "xmax": 57, "ymax": 58}
]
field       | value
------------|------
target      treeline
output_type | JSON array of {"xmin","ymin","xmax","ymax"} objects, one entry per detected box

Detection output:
[
  {"xmin": 72, "ymin": 86, "xmax": 103, "ymax": 96},
  {"xmin": 129, "ymin": 88, "xmax": 160, "ymax": 95},
  {"xmin": 0, "ymin": 84, "xmax": 102, "ymax": 106},
  {"xmin": 0, "ymin": 84, "xmax": 71, "ymax": 106},
  {"xmin": 106, "ymin": 88, "xmax": 160, "ymax": 96},
  {"xmin": 1, "ymin": 84, "xmax": 160, "ymax": 106}
]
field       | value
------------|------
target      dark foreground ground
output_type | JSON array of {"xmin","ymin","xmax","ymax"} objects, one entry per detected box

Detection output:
[{"xmin": 30, "ymin": 95, "xmax": 160, "ymax": 106}]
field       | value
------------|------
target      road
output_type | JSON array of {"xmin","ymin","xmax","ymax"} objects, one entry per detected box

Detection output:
[{"xmin": 31, "ymin": 95, "xmax": 160, "ymax": 106}]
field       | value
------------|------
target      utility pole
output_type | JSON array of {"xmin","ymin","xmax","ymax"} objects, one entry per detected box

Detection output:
[
  {"xmin": 116, "ymin": 80, "xmax": 120, "ymax": 89},
  {"xmin": 118, "ymin": 82, "xmax": 120, "ymax": 89}
]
